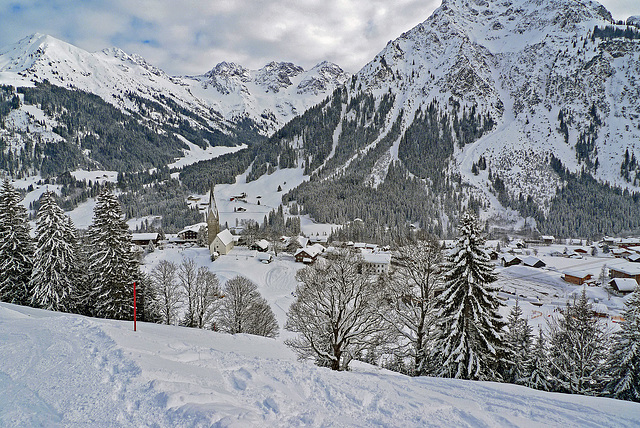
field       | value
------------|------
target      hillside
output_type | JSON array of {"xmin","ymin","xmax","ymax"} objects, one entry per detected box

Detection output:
[
  {"xmin": 254, "ymin": 0, "xmax": 640, "ymax": 238},
  {"xmin": 2, "ymin": 301, "xmax": 639, "ymax": 427}
]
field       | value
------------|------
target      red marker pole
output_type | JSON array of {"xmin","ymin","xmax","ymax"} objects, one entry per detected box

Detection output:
[{"xmin": 133, "ymin": 281, "xmax": 137, "ymax": 332}]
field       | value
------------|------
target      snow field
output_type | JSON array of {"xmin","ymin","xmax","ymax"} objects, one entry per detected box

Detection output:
[{"xmin": 2, "ymin": 302, "xmax": 640, "ymax": 427}]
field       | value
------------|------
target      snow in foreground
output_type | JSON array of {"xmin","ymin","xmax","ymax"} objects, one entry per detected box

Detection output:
[{"xmin": 1, "ymin": 303, "xmax": 639, "ymax": 427}]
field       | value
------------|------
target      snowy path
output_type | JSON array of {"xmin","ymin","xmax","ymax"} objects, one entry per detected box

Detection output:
[{"xmin": 2, "ymin": 302, "xmax": 640, "ymax": 427}]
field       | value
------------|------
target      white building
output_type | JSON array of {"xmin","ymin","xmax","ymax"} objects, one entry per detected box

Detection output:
[
  {"xmin": 362, "ymin": 252, "xmax": 391, "ymax": 275},
  {"xmin": 210, "ymin": 229, "xmax": 234, "ymax": 256}
]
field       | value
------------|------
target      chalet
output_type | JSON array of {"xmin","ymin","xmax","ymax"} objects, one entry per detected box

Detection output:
[
  {"xmin": 309, "ymin": 235, "xmax": 329, "ymax": 244},
  {"xmin": 627, "ymin": 245, "xmax": 640, "ymax": 254},
  {"xmin": 562, "ymin": 270, "xmax": 593, "ymax": 285},
  {"xmin": 310, "ymin": 243, "xmax": 326, "ymax": 254},
  {"xmin": 131, "ymin": 233, "xmax": 159, "ymax": 246},
  {"xmin": 574, "ymin": 248, "xmax": 589, "ymax": 254},
  {"xmin": 522, "ymin": 256, "xmax": 545, "ymax": 268},
  {"xmin": 612, "ymin": 248, "xmax": 633, "ymax": 258},
  {"xmin": 541, "ymin": 235, "xmax": 555, "ymax": 245},
  {"xmin": 177, "ymin": 223, "xmax": 206, "ymax": 242},
  {"xmin": 550, "ymin": 250, "xmax": 564, "ymax": 257},
  {"xmin": 251, "ymin": 239, "xmax": 269, "ymax": 252},
  {"xmin": 618, "ymin": 238, "xmax": 640, "ymax": 249},
  {"xmin": 295, "ymin": 247, "xmax": 321, "ymax": 263},
  {"xmin": 362, "ymin": 252, "xmax": 391, "ymax": 275},
  {"xmin": 501, "ymin": 255, "xmax": 522, "ymax": 267},
  {"xmin": 592, "ymin": 303, "xmax": 609, "ymax": 318},
  {"xmin": 210, "ymin": 229, "xmax": 234, "ymax": 256},
  {"xmin": 609, "ymin": 278, "xmax": 639, "ymax": 294},
  {"xmin": 608, "ymin": 262, "xmax": 640, "ymax": 284},
  {"xmin": 627, "ymin": 253, "xmax": 640, "ymax": 263}
]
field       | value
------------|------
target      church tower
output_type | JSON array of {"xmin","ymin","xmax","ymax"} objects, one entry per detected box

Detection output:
[{"xmin": 207, "ymin": 183, "xmax": 220, "ymax": 246}]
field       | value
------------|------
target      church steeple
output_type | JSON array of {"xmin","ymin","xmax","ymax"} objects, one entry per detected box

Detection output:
[{"xmin": 207, "ymin": 183, "xmax": 219, "ymax": 246}]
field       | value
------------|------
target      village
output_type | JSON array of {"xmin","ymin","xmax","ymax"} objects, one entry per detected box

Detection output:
[{"xmin": 129, "ymin": 186, "xmax": 640, "ymax": 333}]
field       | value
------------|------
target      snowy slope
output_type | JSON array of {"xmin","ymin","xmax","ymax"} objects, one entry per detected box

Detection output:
[
  {"xmin": 184, "ymin": 60, "xmax": 349, "ymax": 135},
  {"xmin": 270, "ymin": 0, "xmax": 640, "ymax": 223},
  {"xmin": 0, "ymin": 33, "xmax": 347, "ymax": 136},
  {"xmin": 2, "ymin": 301, "xmax": 639, "ymax": 427}
]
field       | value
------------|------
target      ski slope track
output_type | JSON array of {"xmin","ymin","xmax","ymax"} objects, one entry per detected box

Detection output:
[{"xmin": 1, "ymin": 302, "xmax": 639, "ymax": 427}]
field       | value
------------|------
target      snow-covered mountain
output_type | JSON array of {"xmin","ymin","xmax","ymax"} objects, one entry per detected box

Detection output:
[
  {"xmin": 0, "ymin": 33, "xmax": 347, "ymax": 137},
  {"xmin": 259, "ymin": 0, "xmax": 640, "ymax": 233},
  {"xmin": 184, "ymin": 59, "xmax": 348, "ymax": 134},
  {"xmin": 354, "ymin": 0, "xmax": 640, "ymax": 200}
]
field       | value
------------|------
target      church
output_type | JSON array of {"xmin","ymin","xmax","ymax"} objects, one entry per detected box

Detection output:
[{"xmin": 207, "ymin": 183, "xmax": 234, "ymax": 256}]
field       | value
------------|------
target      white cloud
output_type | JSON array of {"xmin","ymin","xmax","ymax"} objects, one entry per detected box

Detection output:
[{"xmin": 0, "ymin": 0, "xmax": 637, "ymax": 77}]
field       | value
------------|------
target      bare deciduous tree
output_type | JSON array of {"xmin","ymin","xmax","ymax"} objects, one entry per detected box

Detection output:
[
  {"xmin": 215, "ymin": 275, "xmax": 278, "ymax": 338},
  {"xmin": 386, "ymin": 236, "xmax": 442, "ymax": 375},
  {"xmin": 285, "ymin": 249, "xmax": 388, "ymax": 371},
  {"xmin": 150, "ymin": 260, "xmax": 182, "ymax": 325}
]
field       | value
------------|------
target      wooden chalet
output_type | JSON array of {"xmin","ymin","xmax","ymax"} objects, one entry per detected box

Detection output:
[
  {"xmin": 177, "ymin": 223, "xmax": 206, "ymax": 242},
  {"xmin": 522, "ymin": 256, "xmax": 545, "ymax": 268},
  {"xmin": 131, "ymin": 233, "xmax": 159, "ymax": 246},
  {"xmin": 501, "ymin": 254, "xmax": 522, "ymax": 267},
  {"xmin": 608, "ymin": 262, "xmax": 640, "ymax": 284},
  {"xmin": 562, "ymin": 270, "xmax": 593, "ymax": 285},
  {"xmin": 295, "ymin": 247, "xmax": 321, "ymax": 263},
  {"xmin": 609, "ymin": 278, "xmax": 639, "ymax": 294}
]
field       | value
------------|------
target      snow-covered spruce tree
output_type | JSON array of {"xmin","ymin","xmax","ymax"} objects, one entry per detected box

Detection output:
[
  {"xmin": 386, "ymin": 235, "xmax": 442, "ymax": 376},
  {"xmin": 606, "ymin": 285, "xmax": 640, "ymax": 402},
  {"xmin": 150, "ymin": 260, "xmax": 182, "ymax": 325},
  {"xmin": 0, "ymin": 178, "xmax": 33, "ymax": 305},
  {"xmin": 285, "ymin": 249, "xmax": 388, "ymax": 371},
  {"xmin": 503, "ymin": 299, "xmax": 534, "ymax": 384},
  {"xmin": 215, "ymin": 275, "xmax": 278, "ymax": 338},
  {"xmin": 29, "ymin": 191, "xmax": 78, "ymax": 311},
  {"xmin": 547, "ymin": 289, "xmax": 609, "ymax": 395},
  {"xmin": 433, "ymin": 211, "xmax": 506, "ymax": 380},
  {"xmin": 526, "ymin": 329, "xmax": 551, "ymax": 391},
  {"xmin": 87, "ymin": 188, "xmax": 139, "ymax": 320}
]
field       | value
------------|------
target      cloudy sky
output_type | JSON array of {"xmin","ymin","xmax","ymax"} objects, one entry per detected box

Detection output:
[{"xmin": 0, "ymin": 0, "xmax": 637, "ymax": 76}]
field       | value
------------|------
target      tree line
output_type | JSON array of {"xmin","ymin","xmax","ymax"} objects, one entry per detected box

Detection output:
[
  {"xmin": 285, "ymin": 211, "xmax": 640, "ymax": 402},
  {"xmin": 0, "ymin": 179, "xmax": 277, "ymax": 339}
]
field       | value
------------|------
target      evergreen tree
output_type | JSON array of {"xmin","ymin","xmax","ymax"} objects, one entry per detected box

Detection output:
[
  {"xmin": 434, "ymin": 211, "xmax": 506, "ymax": 380},
  {"xmin": 503, "ymin": 299, "xmax": 534, "ymax": 384},
  {"xmin": 606, "ymin": 285, "xmax": 640, "ymax": 402},
  {"xmin": 0, "ymin": 178, "xmax": 33, "ymax": 304},
  {"xmin": 547, "ymin": 289, "xmax": 609, "ymax": 395},
  {"xmin": 527, "ymin": 329, "xmax": 552, "ymax": 391},
  {"xmin": 87, "ymin": 189, "xmax": 139, "ymax": 320},
  {"xmin": 29, "ymin": 191, "xmax": 77, "ymax": 311}
]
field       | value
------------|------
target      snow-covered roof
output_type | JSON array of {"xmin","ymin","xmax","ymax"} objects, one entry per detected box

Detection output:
[
  {"xmin": 522, "ymin": 256, "xmax": 544, "ymax": 267},
  {"xmin": 310, "ymin": 243, "xmax": 325, "ymax": 253},
  {"xmin": 541, "ymin": 235, "xmax": 555, "ymax": 240},
  {"xmin": 178, "ymin": 222, "xmax": 206, "ymax": 235},
  {"xmin": 627, "ymin": 245, "xmax": 640, "ymax": 253},
  {"xmin": 296, "ymin": 236, "xmax": 309, "ymax": 247},
  {"xmin": 253, "ymin": 239, "xmax": 269, "ymax": 250},
  {"xmin": 609, "ymin": 278, "xmax": 639, "ymax": 292},
  {"xmin": 562, "ymin": 270, "xmax": 593, "ymax": 279},
  {"xmin": 131, "ymin": 233, "xmax": 159, "ymax": 241},
  {"xmin": 216, "ymin": 229, "xmax": 234, "ymax": 246},
  {"xmin": 501, "ymin": 254, "xmax": 521, "ymax": 263},
  {"xmin": 609, "ymin": 262, "xmax": 640, "ymax": 276},
  {"xmin": 362, "ymin": 253, "xmax": 391, "ymax": 265},
  {"xmin": 295, "ymin": 246, "xmax": 321, "ymax": 258}
]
